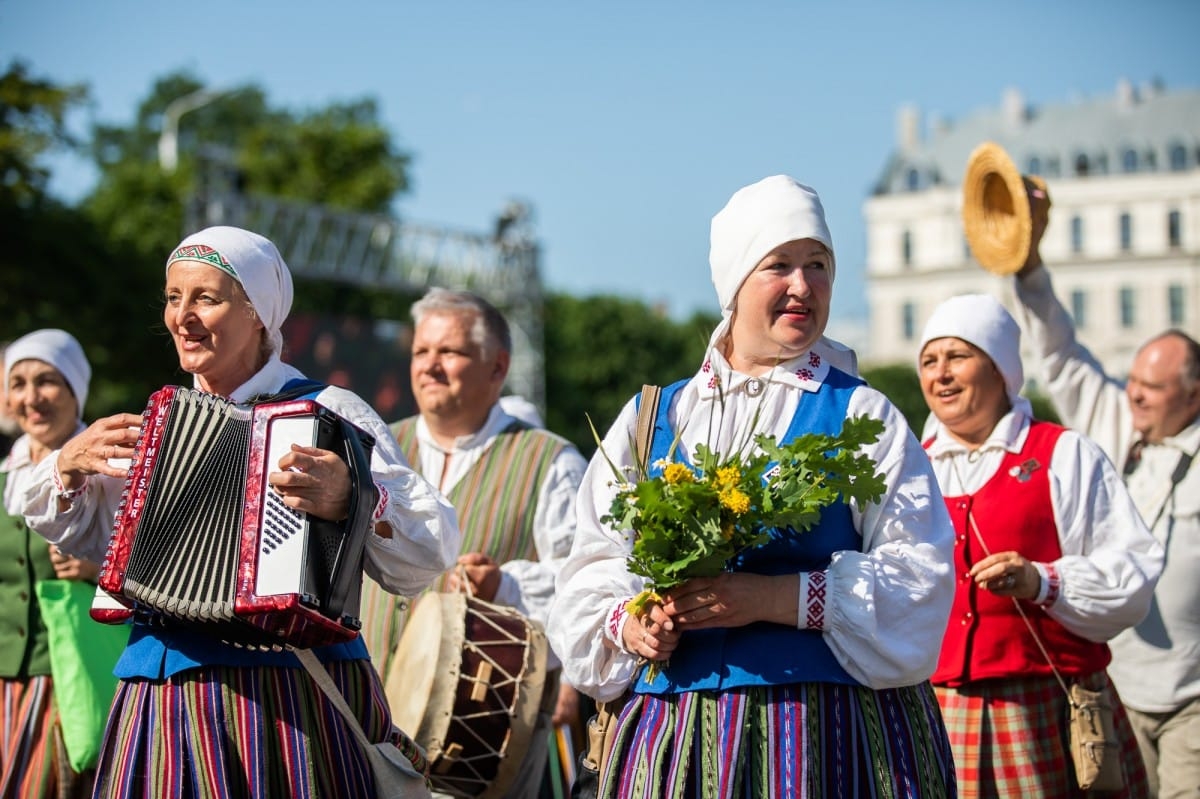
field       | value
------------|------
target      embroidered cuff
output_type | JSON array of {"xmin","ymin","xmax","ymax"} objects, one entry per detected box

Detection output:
[
  {"xmin": 1033, "ymin": 562, "xmax": 1061, "ymax": 607},
  {"xmin": 798, "ymin": 570, "xmax": 828, "ymax": 630},
  {"xmin": 605, "ymin": 598, "xmax": 632, "ymax": 652},
  {"xmin": 372, "ymin": 481, "xmax": 389, "ymax": 522},
  {"xmin": 52, "ymin": 465, "xmax": 88, "ymax": 502}
]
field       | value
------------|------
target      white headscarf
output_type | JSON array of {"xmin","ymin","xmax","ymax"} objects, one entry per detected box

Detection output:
[
  {"xmin": 4, "ymin": 329, "xmax": 91, "ymax": 419},
  {"xmin": 165, "ymin": 226, "xmax": 294, "ymax": 357},
  {"xmin": 918, "ymin": 294, "xmax": 1025, "ymax": 404},
  {"xmin": 706, "ymin": 175, "xmax": 857, "ymax": 375}
]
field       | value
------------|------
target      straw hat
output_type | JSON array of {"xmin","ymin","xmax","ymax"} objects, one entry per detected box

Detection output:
[{"xmin": 961, "ymin": 141, "xmax": 1049, "ymax": 275}]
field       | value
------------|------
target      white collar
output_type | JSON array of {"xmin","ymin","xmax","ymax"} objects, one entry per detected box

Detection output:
[{"xmin": 698, "ymin": 347, "xmax": 831, "ymax": 401}]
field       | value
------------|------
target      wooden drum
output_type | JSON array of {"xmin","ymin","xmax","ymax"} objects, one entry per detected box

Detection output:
[{"xmin": 385, "ymin": 591, "xmax": 548, "ymax": 799}]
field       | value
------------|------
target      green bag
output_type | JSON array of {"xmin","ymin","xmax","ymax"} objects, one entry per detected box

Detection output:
[{"xmin": 35, "ymin": 579, "xmax": 129, "ymax": 772}]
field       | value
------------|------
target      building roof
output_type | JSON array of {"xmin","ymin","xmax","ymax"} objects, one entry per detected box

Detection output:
[{"xmin": 873, "ymin": 80, "xmax": 1200, "ymax": 195}]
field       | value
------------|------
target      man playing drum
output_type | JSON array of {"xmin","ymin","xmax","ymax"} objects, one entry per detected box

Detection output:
[{"xmin": 361, "ymin": 287, "xmax": 588, "ymax": 799}]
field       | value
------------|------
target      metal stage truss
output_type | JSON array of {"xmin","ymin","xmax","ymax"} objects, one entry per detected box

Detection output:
[{"xmin": 185, "ymin": 190, "xmax": 546, "ymax": 410}]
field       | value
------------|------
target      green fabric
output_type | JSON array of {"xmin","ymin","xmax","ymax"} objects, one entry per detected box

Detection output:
[
  {"xmin": 35, "ymin": 579, "xmax": 128, "ymax": 772},
  {"xmin": 0, "ymin": 471, "xmax": 55, "ymax": 677}
]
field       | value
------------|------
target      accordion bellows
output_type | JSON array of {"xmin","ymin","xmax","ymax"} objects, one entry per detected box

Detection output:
[{"xmin": 93, "ymin": 385, "xmax": 378, "ymax": 649}]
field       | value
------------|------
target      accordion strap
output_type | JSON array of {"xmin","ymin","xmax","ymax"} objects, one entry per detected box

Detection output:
[{"xmin": 247, "ymin": 378, "xmax": 327, "ymax": 405}]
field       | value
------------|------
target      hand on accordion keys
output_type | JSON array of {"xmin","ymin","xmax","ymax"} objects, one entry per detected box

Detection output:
[{"xmin": 268, "ymin": 443, "xmax": 354, "ymax": 523}]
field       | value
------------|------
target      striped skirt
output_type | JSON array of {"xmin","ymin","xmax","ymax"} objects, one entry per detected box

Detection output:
[
  {"xmin": 934, "ymin": 671, "xmax": 1149, "ymax": 799},
  {"xmin": 599, "ymin": 681, "xmax": 956, "ymax": 799},
  {"xmin": 92, "ymin": 659, "xmax": 426, "ymax": 799},
  {"xmin": 0, "ymin": 674, "xmax": 93, "ymax": 799}
]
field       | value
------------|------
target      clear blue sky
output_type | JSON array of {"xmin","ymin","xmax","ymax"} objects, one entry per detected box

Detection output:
[{"xmin": 5, "ymin": 1, "xmax": 1198, "ymax": 340}]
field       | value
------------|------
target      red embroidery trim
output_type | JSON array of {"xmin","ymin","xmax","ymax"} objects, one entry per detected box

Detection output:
[
  {"xmin": 805, "ymin": 570, "xmax": 827, "ymax": 629},
  {"xmin": 372, "ymin": 482, "xmax": 389, "ymax": 521},
  {"xmin": 607, "ymin": 601, "xmax": 629, "ymax": 643},
  {"xmin": 1038, "ymin": 563, "xmax": 1061, "ymax": 607}
]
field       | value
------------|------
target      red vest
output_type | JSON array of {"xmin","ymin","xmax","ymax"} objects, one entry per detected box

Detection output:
[{"xmin": 930, "ymin": 421, "xmax": 1111, "ymax": 687}]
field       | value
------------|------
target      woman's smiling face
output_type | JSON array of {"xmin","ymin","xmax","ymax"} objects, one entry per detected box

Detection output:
[
  {"xmin": 919, "ymin": 336, "xmax": 1011, "ymax": 445},
  {"xmin": 726, "ymin": 238, "xmax": 832, "ymax": 374},
  {"xmin": 163, "ymin": 260, "xmax": 265, "ymax": 397}
]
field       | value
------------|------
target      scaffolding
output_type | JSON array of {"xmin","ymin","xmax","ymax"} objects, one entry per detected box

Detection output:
[{"xmin": 185, "ymin": 183, "xmax": 545, "ymax": 410}]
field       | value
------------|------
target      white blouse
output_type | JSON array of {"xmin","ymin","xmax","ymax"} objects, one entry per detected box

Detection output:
[
  {"xmin": 19, "ymin": 357, "xmax": 461, "ymax": 599},
  {"xmin": 925, "ymin": 408, "xmax": 1163, "ymax": 642},
  {"xmin": 545, "ymin": 349, "xmax": 956, "ymax": 701}
]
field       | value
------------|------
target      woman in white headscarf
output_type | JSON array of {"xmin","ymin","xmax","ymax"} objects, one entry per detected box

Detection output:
[
  {"xmin": 918, "ymin": 293, "xmax": 1160, "ymax": 797},
  {"xmin": 2, "ymin": 329, "xmax": 105, "ymax": 798},
  {"xmin": 20, "ymin": 227, "xmax": 460, "ymax": 798},
  {"xmin": 546, "ymin": 176, "xmax": 958, "ymax": 798}
]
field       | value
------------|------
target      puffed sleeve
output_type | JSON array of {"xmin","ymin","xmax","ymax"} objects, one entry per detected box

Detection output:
[
  {"xmin": 545, "ymin": 397, "xmax": 645, "ymax": 701},
  {"xmin": 1040, "ymin": 429, "xmax": 1163, "ymax": 640},
  {"xmin": 315, "ymin": 386, "xmax": 460, "ymax": 598},
  {"xmin": 822, "ymin": 386, "xmax": 957, "ymax": 689},
  {"xmin": 20, "ymin": 457, "xmax": 123, "ymax": 564}
]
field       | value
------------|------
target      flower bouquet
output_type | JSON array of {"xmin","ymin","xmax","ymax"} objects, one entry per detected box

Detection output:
[{"xmin": 593, "ymin": 407, "xmax": 887, "ymax": 678}]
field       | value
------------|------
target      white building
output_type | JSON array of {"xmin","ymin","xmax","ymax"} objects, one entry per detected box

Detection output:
[{"xmin": 863, "ymin": 79, "xmax": 1200, "ymax": 383}]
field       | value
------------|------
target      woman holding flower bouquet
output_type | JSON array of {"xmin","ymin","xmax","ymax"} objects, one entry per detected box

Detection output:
[{"xmin": 546, "ymin": 175, "xmax": 959, "ymax": 798}]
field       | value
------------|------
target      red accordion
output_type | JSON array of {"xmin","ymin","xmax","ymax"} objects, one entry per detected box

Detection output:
[{"xmin": 92, "ymin": 385, "xmax": 378, "ymax": 649}]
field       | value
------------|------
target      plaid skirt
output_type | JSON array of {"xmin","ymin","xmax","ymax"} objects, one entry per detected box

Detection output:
[
  {"xmin": 92, "ymin": 659, "xmax": 425, "ymax": 799},
  {"xmin": 934, "ymin": 671, "xmax": 1149, "ymax": 799},
  {"xmin": 600, "ymin": 681, "xmax": 956, "ymax": 799},
  {"xmin": 0, "ymin": 674, "xmax": 93, "ymax": 799}
]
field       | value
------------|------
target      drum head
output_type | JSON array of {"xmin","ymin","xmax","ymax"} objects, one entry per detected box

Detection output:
[{"xmin": 385, "ymin": 591, "xmax": 465, "ymax": 745}]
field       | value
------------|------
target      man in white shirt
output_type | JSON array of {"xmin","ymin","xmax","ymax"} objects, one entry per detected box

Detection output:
[
  {"xmin": 1012, "ymin": 189, "xmax": 1200, "ymax": 799},
  {"xmin": 362, "ymin": 287, "xmax": 588, "ymax": 799}
]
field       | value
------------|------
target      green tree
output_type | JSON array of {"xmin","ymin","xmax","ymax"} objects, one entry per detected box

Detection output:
[
  {"xmin": 59, "ymin": 70, "xmax": 415, "ymax": 417},
  {"xmin": 861, "ymin": 363, "xmax": 927, "ymax": 436},
  {"xmin": 543, "ymin": 293, "xmax": 717, "ymax": 455},
  {"xmin": 0, "ymin": 61, "xmax": 87, "ymax": 207}
]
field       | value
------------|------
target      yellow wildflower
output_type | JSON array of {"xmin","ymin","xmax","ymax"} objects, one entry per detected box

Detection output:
[
  {"xmin": 715, "ymin": 465, "xmax": 741, "ymax": 488},
  {"xmin": 662, "ymin": 462, "xmax": 695, "ymax": 485},
  {"xmin": 719, "ymin": 486, "xmax": 751, "ymax": 515}
]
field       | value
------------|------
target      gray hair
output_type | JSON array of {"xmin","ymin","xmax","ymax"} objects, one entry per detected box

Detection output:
[{"xmin": 411, "ymin": 287, "xmax": 512, "ymax": 356}]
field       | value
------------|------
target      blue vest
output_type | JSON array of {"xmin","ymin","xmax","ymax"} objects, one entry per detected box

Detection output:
[
  {"xmin": 636, "ymin": 370, "xmax": 866, "ymax": 694},
  {"xmin": 114, "ymin": 378, "xmax": 368, "ymax": 679}
]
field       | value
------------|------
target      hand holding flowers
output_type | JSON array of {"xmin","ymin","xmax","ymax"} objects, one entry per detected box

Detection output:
[{"xmin": 592, "ymin": 405, "xmax": 887, "ymax": 678}]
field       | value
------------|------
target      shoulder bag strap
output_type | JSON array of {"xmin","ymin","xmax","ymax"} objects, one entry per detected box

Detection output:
[{"xmin": 634, "ymin": 384, "xmax": 662, "ymax": 469}]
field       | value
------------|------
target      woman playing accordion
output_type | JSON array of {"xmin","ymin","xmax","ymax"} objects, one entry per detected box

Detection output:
[{"xmin": 19, "ymin": 226, "xmax": 460, "ymax": 798}]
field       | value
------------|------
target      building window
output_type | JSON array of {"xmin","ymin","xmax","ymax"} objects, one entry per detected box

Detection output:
[
  {"xmin": 1119, "ymin": 287, "xmax": 1136, "ymax": 328},
  {"xmin": 1070, "ymin": 289, "xmax": 1087, "ymax": 328},
  {"xmin": 1028, "ymin": 156, "xmax": 1041, "ymax": 175},
  {"xmin": 902, "ymin": 230, "xmax": 913, "ymax": 267},
  {"xmin": 1168, "ymin": 210, "xmax": 1182, "ymax": 249},
  {"xmin": 906, "ymin": 168, "xmax": 920, "ymax": 191},
  {"xmin": 1122, "ymin": 148, "xmax": 1138, "ymax": 172},
  {"xmin": 902, "ymin": 302, "xmax": 916, "ymax": 340},
  {"xmin": 1169, "ymin": 143, "xmax": 1188, "ymax": 171},
  {"xmin": 1075, "ymin": 153, "xmax": 1090, "ymax": 176},
  {"xmin": 1071, "ymin": 216, "xmax": 1084, "ymax": 254},
  {"xmin": 1144, "ymin": 150, "xmax": 1157, "ymax": 171},
  {"xmin": 1119, "ymin": 213, "xmax": 1133, "ymax": 251},
  {"xmin": 1169, "ymin": 284, "xmax": 1186, "ymax": 325}
]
